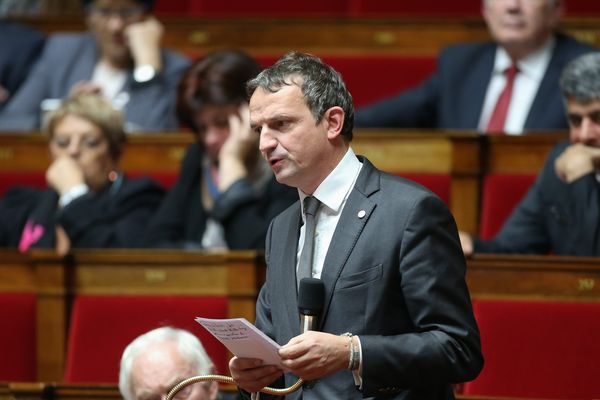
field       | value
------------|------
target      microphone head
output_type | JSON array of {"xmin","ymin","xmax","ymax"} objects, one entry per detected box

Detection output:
[{"xmin": 298, "ymin": 277, "xmax": 325, "ymax": 316}]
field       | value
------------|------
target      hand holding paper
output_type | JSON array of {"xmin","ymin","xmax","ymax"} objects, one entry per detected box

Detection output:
[{"xmin": 195, "ymin": 317, "xmax": 283, "ymax": 368}]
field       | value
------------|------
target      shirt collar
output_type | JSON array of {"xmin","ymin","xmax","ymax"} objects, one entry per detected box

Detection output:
[
  {"xmin": 299, "ymin": 147, "xmax": 362, "ymax": 214},
  {"xmin": 494, "ymin": 35, "xmax": 556, "ymax": 81}
]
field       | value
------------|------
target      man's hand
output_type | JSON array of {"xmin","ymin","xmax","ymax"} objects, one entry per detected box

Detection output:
[
  {"xmin": 218, "ymin": 104, "xmax": 258, "ymax": 191},
  {"xmin": 46, "ymin": 157, "xmax": 85, "ymax": 195},
  {"xmin": 125, "ymin": 17, "xmax": 163, "ymax": 71},
  {"xmin": 229, "ymin": 357, "xmax": 283, "ymax": 393},
  {"xmin": 555, "ymin": 143, "xmax": 600, "ymax": 183},
  {"xmin": 278, "ymin": 331, "xmax": 349, "ymax": 381},
  {"xmin": 458, "ymin": 231, "xmax": 474, "ymax": 256}
]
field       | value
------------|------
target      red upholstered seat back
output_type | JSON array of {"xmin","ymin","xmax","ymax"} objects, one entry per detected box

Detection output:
[
  {"xmin": 478, "ymin": 174, "xmax": 536, "ymax": 240},
  {"xmin": 347, "ymin": 0, "xmax": 480, "ymax": 16},
  {"xmin": 0, "ymin": 171, "xmax": 46, "ymax": 196},
  {"xmin": 256, "ymin": 55, "xmax": 437, "ymax": 108},
  {"xmin": 399, "ymin": 173, "xmax": 451, "ymax": 205},
  {"xmin": 64, "ymin": 295, "xmax": 229, "ymax": 383},
  {"xmin": 0, "ymin": 293, "xmax": 37, "ymax": 381},
  {"xmin": 465, "ymin": 299, "xmax": 600, "ymax": 399}
]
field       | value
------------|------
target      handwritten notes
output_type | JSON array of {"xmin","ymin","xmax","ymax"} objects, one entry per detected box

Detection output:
[{"xmin": 195, "ymin": 317, "xmax": 283, "ymax": 367}]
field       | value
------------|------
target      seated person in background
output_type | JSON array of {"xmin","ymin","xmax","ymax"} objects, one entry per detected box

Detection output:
[
  {"xmin": 355, "ymin": 0, "xmax": 596, "ymax": 134},
  {"xmin": 119, "ymin": 327, "xmax": 219, "ymax": 400},
  {"xmin": 0, "ymin": 0, "xmax": 189, "ymax": 132},
  {"xmin": 0, "ymin": 21, "xmax": 45, "ymax": 110},
  {"xmin": 460, "ymin": 52, "xmax": 600, "ymax": 256},
  {"xmin": 144, "ymin": 50, "xmax": 297, "ymax": 250},
  {"xmin": 0, "ymin": 93, "xmax": 164, "ymax": 253}
]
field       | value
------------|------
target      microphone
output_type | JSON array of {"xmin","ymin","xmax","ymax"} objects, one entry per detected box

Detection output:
[{"xmin": 298, "ymin": 277, "xmax": 325, "ymax": 333}]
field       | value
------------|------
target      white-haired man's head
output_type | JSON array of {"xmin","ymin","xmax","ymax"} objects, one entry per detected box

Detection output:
[
  {"xmin": 482, "ymin": 0, "xmax": 563, "ymax": 61},
  {"xmin": 119, "ymin": 327, "xmax": 218, "ymax": 400}
]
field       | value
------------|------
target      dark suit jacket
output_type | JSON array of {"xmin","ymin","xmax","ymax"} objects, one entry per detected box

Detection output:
[
  {"xmin": 253, "ymin": 156, "xmax": 483, "ymax": 399},
  {"xmin": 0, "ymin": 175, "xmax": 164, "ymax": 249},
  {"xmin": 0, "ymin": 21, "xmax": 45, "ymax": 110},
  {"xmin": 475, "ymin": 140, "xmax": 600, "ymax": 255},
  {"xmin": 355, "ymin": 33, "xmax": 596, "ymax": 131},
  {"xmin": 0, "ymin": 32, "xmax": 189, "ymax": 132},
  {"xmin": 144, "ymin": 141, "xmax": 298, "ymax": 250}
]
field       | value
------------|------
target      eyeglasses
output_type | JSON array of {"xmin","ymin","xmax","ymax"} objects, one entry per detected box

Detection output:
[
  {"xmin": 88, "ymin": 5, "xmax": 146, "ymax": 22},
  {"xmin": 566, "ymin": 110, "xmax": 600, "ymax": 128}
]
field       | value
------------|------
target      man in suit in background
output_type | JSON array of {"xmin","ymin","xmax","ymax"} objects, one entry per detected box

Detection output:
[
  {"xmin": 0, "ymin": 21, "xmax": 45, "ymax": 110},
  {"xmin": 356, "ymin": 0, "xmax": 596, "ymax": 134},
  {"xmin": 0, "ymin": 0, "xmax": 189, "ymax": 132},
  {"xmin": 229, "ymin": 52, "xmax": 482, "ymax": 399},
  {"xmin": 460, "ymin": 52, "xmax": 600, "ymax": 256}
]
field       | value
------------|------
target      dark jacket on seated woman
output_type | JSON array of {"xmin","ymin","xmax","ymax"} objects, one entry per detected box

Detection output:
[
  {"xmin": 0, "ymin": 174, "xmax": 164, "ymax": 250},
  {"xmin": 144, "ymin": 141, "xmax": 296, "ymax": 250}
]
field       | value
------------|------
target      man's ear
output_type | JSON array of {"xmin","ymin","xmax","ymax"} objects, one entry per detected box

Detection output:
[{"xmin": 324, "ymin": 106, "xmax": 345, "ymax": 140}]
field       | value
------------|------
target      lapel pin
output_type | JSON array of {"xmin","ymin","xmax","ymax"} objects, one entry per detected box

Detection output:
[{"xmin": 357, "ymin": 210, "xmax": 366, "ymax": 218}]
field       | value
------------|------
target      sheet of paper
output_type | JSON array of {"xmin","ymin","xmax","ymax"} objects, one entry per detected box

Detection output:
[{"xmin": 195, "ymin": 317, "xmax": 283, "ymax": 367}]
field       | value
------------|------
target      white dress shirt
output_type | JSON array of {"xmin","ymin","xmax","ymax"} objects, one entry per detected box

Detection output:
[
  {"xmin": 478, "ymin": 37, "xmax": 555, "ymax": 135},
  {"xmin": 296, "ymin": 147, "xmax": 364, "ymax": 385},
  {"xmin": 296, "ymin": 147, "xmax": 362, "ymax": 279}
]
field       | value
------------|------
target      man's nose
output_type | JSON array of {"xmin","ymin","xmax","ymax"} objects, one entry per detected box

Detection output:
[
  {"xmin": 579, "ymin": 116, "xmax": 594, "ymax": 142},
  {"xmin": 259, "ymin": 129, "xmax": 276, "ymax": 153}
]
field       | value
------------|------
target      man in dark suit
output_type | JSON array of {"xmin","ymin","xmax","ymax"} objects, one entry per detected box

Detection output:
[
  {"xmin": 229, "ymin": 52, "xmax": 483, "ymax": 399},
  {"xmin": 0, "ymin": 21, "xmax": 45, "ymax": 110},
  {"xmin": 355, "ymin": 0, "xmax": 596, "ymax": 134},
  {"xmin": 0, "ymin": 0, "xmax": 189, "ymax": 132},
  {"xmin": 460, "ymin": 52, "xmax": 600, "ymax": 256}
]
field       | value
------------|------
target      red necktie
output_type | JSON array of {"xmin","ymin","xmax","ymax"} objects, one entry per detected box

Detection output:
[{"xmin": 486, "ymin": 65, "xmax": 518, "ymax": 134}]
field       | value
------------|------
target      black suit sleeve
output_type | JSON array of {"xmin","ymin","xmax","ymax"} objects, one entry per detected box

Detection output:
[
  {"xmin": 57, "ymin": 177, "xmax": 164, "ymax": 248},
  {"xmin": 354, "ymin": 73, "xmax": 440, "ymax": 128},
  {"xmin": 212, "ymin": 176, "xmax": 297, "ymax": 250}
]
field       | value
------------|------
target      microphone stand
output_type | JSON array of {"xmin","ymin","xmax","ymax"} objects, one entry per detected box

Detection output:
[
  {"xmin": 166, "ymin": 374, "xmax": 304, "ymax": 400},
  {"xmin": 166, "ymin": 278, "xmax": 324, "ymax": 400}
]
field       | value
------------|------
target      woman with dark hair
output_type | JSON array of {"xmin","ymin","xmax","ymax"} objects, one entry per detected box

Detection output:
[
  {"xmin": 0, "ymin": 93, "xmax": 164, "ymax": 253},
  {"xmin": 144, "ymin": 50, "xmax": 297, "ymax": 249}
]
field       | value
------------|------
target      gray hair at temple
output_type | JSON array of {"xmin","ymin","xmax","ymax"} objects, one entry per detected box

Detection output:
[
  {"xmin": 118, "ymin": 327, "xmax": 214, "ymax": 400},
  {"xmin": 247, "ymin": 51, "xmax": 355, "ymax": 141},
  {"xmin": 560, "ymin": 52, "xmax": 600, "ymax": 104}
]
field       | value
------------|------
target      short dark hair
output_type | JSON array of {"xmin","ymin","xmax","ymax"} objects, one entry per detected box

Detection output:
[
  {"xmin": 247, "ymin": 52, "xmax": 355, "ymax": 141},
  {"xmin": 176, "ymin": 50, "xmax": 262, "ymax": 132}
]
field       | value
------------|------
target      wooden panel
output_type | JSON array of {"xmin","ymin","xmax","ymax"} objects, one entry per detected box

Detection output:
[
  {"xmin": 0, "ymin": 133, "xmax": 192, "ymax": 172},
  {"xmin": 467, "ymin": 254, "xmax": 600, "ymax": 301},
  {"xmin": 15, "ymin": 16, "xmax": 600, "ymax": 55},
  {"xmin": 0, "ymin": 382, "xmax": 548, "ymax": 400},
  {"xmin": 484, "ymin": 133, "xmax": 567, "ymax": 174}
]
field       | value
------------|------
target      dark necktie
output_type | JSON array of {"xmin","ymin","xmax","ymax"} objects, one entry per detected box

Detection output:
[
  {"xmin": 297, "ymin": 196, "xmax": 320, "ymax": 288},
  {"xmin": 487, "ymin": 64, "xmax": 519, "ymax": 134}
]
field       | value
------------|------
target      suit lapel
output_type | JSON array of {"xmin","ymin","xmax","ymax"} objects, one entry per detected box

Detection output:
[
  {"xmin": 457, "ymin": 44, "xmax": 496, "ymax": 128},
  {"xmin": 525, "ymin": 34, "xmax": 565, "ymax": 130},
  {"xmin": 319, "ymin": 158, "xmax": 379, "ymax": 328},
  {"xmin": 279, "ymin": 205, "xmax": 303, "ymax": 336}
]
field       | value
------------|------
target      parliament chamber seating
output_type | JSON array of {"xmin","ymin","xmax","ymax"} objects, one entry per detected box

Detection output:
[
  {"xmin": 477, "ymin": 173, "xmax": 536, "ymax": 240},
  {"xmin": 0, "ymin": 293, "xmax": 37, "ymax": 382},
  {"xmin": 255, "ymin": 54, "xmax": 437, "ymax": 107},
  {"xmin": 0, "ymin": 171, "xmax": 47, "ymax": 196},
  {"xmin": 63, "ymin": 294, "xmax": 229, "ymax": 383},
  {"xmin": 464, "ymin": 299, "xmax": 600, "ymax": 399},
  {"xmin": 153, "ymin": 0, "xmax": 600, "ymax": 17}
]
